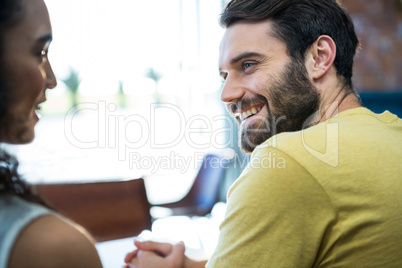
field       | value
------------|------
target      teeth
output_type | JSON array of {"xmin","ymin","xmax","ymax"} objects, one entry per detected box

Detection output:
[
  {"xmin": 240, "ymin": 105, "xmax": 262, "ymax": 121},
  {"xmin": 241, "ymin": 112, "xmax": 247, "ymax": 120}
]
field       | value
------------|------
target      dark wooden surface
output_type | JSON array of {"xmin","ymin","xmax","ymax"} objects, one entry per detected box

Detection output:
[{"xmin": 33, "ymin": 179, "xmax": 152, "ymax": 242}]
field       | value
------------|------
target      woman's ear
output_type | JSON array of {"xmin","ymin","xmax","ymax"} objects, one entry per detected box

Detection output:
[{"xmin": 305, "ymin": 35, "xmax": 336, "ymax": 80}]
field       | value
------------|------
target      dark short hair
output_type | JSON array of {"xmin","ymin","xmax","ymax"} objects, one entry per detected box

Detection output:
[{"xmin": 220, "ymin": 0, "xmax": 359, "ymax": 90}]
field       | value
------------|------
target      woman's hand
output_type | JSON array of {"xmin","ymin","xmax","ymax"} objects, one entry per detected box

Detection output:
[{"xmin": 125, "ymin": 241, "xmax": 185, "ymax": 268}]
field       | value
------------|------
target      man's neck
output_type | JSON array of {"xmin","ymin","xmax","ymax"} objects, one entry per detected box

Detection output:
[
  {"xmin": 311, "ymin": 70, "xmax": 362, "ymax": 124},
  {"xmin": 319, "ymin": 90, "xmax": 362, "ymax": 123}
]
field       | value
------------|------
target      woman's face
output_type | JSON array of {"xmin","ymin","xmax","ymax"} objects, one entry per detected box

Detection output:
[{"xmin": 1, "ymin": 0, "xmax": 56, "ymax": 144}]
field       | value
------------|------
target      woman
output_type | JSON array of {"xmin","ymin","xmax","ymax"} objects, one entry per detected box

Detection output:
[{"xmin": 0, "ymin": 0, "xmax": 102, "ymax": 267}]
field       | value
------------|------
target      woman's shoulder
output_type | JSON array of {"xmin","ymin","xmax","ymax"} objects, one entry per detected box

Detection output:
[{"xmin": 7, "ymin": 207, "xmax": 103, "ymax": 267}]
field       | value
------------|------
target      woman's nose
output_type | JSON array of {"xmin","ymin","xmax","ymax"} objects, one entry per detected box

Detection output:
[{"xmin": 45, "ymin": 59, "xmax": 57, "ymax": 89}]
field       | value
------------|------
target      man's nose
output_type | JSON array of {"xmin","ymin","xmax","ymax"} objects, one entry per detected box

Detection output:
[{"xmin": 220, "ymin": 74, "xmax": 245, "ymax": 105}]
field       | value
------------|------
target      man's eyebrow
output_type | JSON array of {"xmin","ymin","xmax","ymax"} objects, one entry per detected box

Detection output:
[
  {"xmin": 218, "ymin": 52, "xmax": 265, "ymax": 75},
  {"xmin": 230, "ymin": 52, "xmax": 264, "ymax": 65}
]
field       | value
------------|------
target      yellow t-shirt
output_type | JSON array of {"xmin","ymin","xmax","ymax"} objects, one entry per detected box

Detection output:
[{"xmin": 207, "ymin": 107, "xmax": 402, "ymax": 267}]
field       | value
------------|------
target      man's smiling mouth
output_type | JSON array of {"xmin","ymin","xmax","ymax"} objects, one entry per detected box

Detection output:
[{"xmin": 236, "ymin": 104, "xmax": 264, "ymax": 121}]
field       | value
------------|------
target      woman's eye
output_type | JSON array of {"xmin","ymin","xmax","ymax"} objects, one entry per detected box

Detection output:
[
  {"xmin": 36, "ymin": 49, "xmax": 48, "ymax": 62},
  {"xmin": 219, "ymin": 71, "xmax": 228, "ymax": 82}
]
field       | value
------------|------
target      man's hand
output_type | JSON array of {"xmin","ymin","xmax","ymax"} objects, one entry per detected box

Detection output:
[{"xmin": 125, "ymin": 240, "xmax": 185, "ymax": 268}]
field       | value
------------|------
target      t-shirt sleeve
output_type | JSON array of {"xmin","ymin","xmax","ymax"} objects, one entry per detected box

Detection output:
[{"xmin": 206, "ymin": 147, "xmax": 336, "ymax": 268}]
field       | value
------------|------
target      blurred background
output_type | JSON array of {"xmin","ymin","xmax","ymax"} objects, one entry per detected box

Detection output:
[{"xmin": 5, "ymin": 0, "xmax": 402, "ymax": 201}]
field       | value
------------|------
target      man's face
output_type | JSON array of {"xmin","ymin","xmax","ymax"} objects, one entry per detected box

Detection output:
[{"xmin": 219, "ymin": 20, "xmax": 319, "ymax": 153}]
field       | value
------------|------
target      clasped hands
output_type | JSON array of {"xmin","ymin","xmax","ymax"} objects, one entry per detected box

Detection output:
[
  {"xmin": 124, "ymin": 240, "xmax": 207, "ymax": 268},
  {"xmin": 124, "ymin": 240, "xmax": 186, "ymax": 268}
]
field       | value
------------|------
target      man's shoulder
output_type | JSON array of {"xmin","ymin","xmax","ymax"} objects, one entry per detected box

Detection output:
[
  {"xmin": 254, "ymin": 122, "xmax": 329, "ymax": 161},
  {"xmin": 250, "ymin": 107, "xmax": 402, "ymax": 180},
  {"xmin": 256, "ymin": 107, "xmax": 402, "ymax": 160}
]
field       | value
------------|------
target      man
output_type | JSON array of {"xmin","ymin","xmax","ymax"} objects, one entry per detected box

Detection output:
[{"xmin": 126, "ymin": 0, "xmax": 402, "ymax": 267}]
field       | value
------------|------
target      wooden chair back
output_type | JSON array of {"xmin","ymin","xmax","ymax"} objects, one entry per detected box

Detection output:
[{"xmin": 33, "ymin": 178, "xmax": 151, "ymax": 242}]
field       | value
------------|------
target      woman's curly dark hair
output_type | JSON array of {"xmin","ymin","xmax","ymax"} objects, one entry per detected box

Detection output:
[
  {"xmin": 0, "ymin": 0, "xmax": 23, "ymax": 123},
  {"xmin": 0, "ymin": 0, "xmax": 47, "ymax": 206},
  {"xmin": 0, "ymin": 149, "xmax": 47, "ymax": 205}
]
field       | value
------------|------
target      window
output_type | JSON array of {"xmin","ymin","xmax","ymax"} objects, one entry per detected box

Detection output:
[{"xmin": 11, "ymin": 0, "xmax": 232, "ymax": 190}]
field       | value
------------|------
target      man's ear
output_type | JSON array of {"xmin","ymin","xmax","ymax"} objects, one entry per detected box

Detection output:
[{"xmin": 305, "ymin": 35, "xmax": 336, "ymax": 80}]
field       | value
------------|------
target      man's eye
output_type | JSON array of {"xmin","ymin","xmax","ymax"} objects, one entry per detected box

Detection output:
[{"xmin": 243, "ymin": 62, "xmax": 254, "ymax": 70}]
